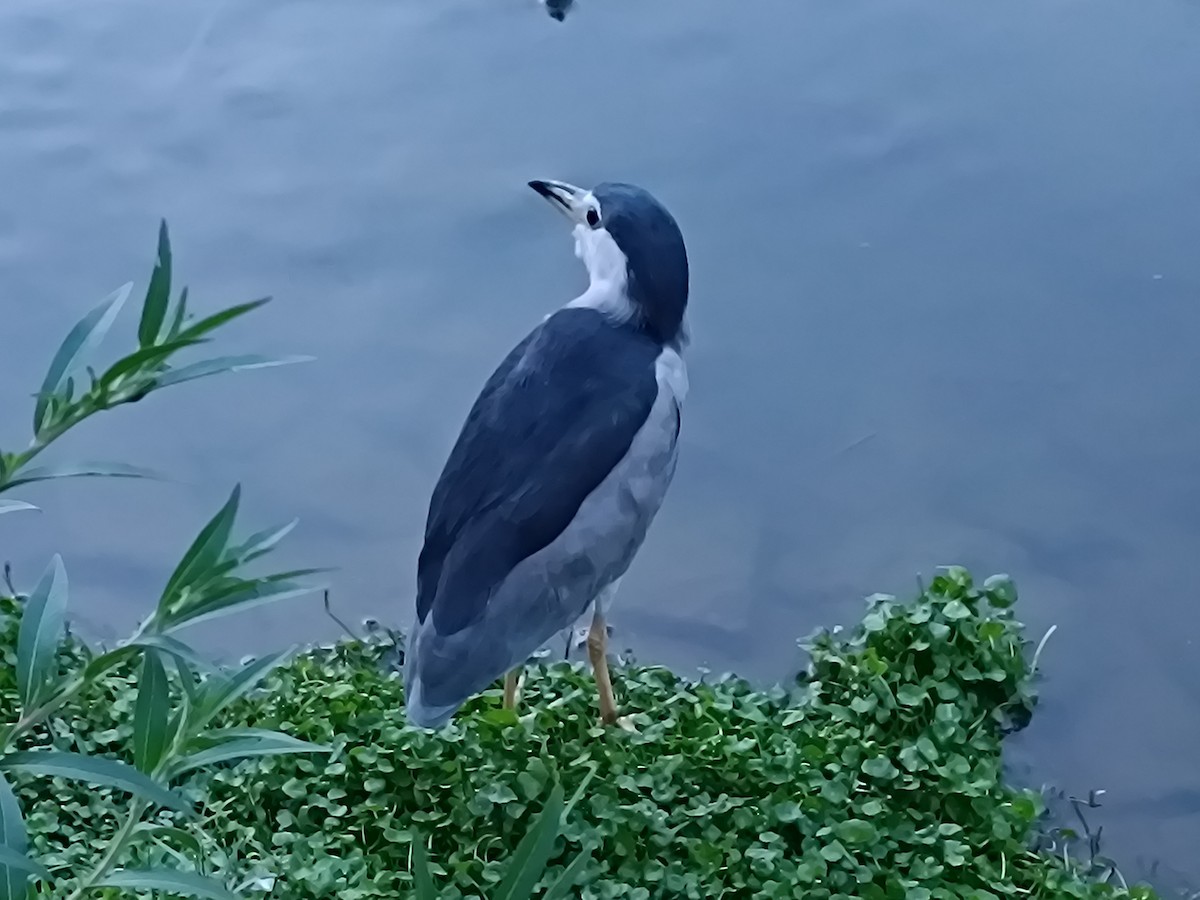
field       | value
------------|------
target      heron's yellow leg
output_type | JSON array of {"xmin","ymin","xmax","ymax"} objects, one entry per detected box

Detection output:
[
  {"xmin": 503, "ymin": 668, "xmax": 521, "ymax": 710},
  {"xmin": 587, "ymin": 611, "xmax": 619, "ymax": 724}
]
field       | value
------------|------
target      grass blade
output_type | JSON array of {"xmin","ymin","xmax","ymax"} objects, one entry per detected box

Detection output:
[
  {"xmin": 167, "ymin": 286, "xmax": 189, "ymax": 339},
  {"xmin": 0, "ymin": 845, "xmax": 50, "ymax": 887},
  {"xmin": 94, "ymin": 868, "xmax": 238, "ymax": 900},
  {"xmin": 138, "ymin": 220, "xmax": 172, "ymax": 347},
  {"xmin": 0, "ymin": 771, "xmax": 31, "ymax": 900},
  {"xmin": 173, "ymin": 298, "xmax": 270, "ymax": 343},
  {"xmin": 171, "ymin": 654, "xmax": 201, "ymax": 708},
  {"xmin": 133, "ymin": 823, "xmax": 206, "ymax": 868},
  {"xmin": 541, "ymin": 845, "xmax": 593, "ymax": 900},
  {"xmin": 0, "ymin": 500, "xmax": 37, "ymax": 515},
  {"xmin": 34, "ymin": 281, "xmax": 132, "ymax": 434},
  {"xmin": 411, "ymin": 839, "xmax": 438, "ymax": 900},
  {"xmin": 15, "ymin": 555, "xmax": 68, "ymax": 708},
  {"xmin": 159, "ymin": 485, "xmax": 241, "ymax": 614},
  {"xmin": 154, "ymin": 354, "xmax": 312, "ymax": 391},
  {"xmin": 133, "ymin": 649, "xmax": 171, "ymax": 774},
  {"xmin": 3, "ymin": 461, "xmax": 158, "ymax": 490},
  {"xmin": 0, "ymin": 751, "xmax": 191, "ymax": 814},
  {"xmin": 193, "ymin": 649, "xmax": 291, "ymax": 728},
  {"xmin": 170, "ymin": 733, "xmax": 329, "ymax": 778},
  {"xmin": 493, "ymin": 782, "xmax": 565, "ymax": 900}
]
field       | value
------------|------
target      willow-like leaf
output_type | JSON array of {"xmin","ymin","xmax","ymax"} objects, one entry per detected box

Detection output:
[
  {"xmin": 169, "ymin": 732, "xmax": 328, "ymax": 778},
  {"xmin": 412, "ymin": 839, "xmax": 438, "ymax": 900},
  {"xmin": 493, "ymin": 782, "xmax": 566, "ymax": 900},
  {"xmin": 0, "ymin": 772, "xmax": 31, "ymax": 900},
  {"xmin": 173, "ymin": 297, "xmax": 270, "ymax": 343},
  {"xmin": 0, "ymin": 751, "xmax": 190, "ymax": 814},
  {"xmin": 228, "ymin": 519, "xmax": 298, "ymax": 564},
  {"xmin": 93, "ymin": 868, "xmax": 238, "ymax": 900},
  {"xmin": 127, "ymin": 635, "xmax": 216, "ymax": 676},
  {"xmin": 133, "ymin": 649, "xmax": 171, "ymax": 774},
  {"xmin": 164, "ymin": 580, "xmax": 321, "ymax": 632},
  {"xmin": 99, "ymin": 337, "xmax": 207, "ymax": 389},
  {"xmin": 167, "ymin": 286, "xmax": 190, "ymax": 339},
  {"xmin": 159, "ymin": 485, "xmax": 241, "ymax": 614},
  {"xmin": 138, "ymin": 220, "xmax": 172, "ymax": 347},
  {"xmin": 154, "ymin": 354, "xmax": 312, "ymax": 391},
  {"xmin": 34, "ymin": 281, "xmax": 132, "ymax": 435},
  {"xmin": 15, "ymin": 555, "xmax": 68, "ymax": 709},
  {"xmin": 0, "ymin": 500, "xmax": 37, "ymax": 515},
  {"xmin": 2, "ymin": 461, "xmax": 158, "ymax": 491},
  {"xmin": 0, "ymin": 845, "xmax": 50, "ymax": 888}
]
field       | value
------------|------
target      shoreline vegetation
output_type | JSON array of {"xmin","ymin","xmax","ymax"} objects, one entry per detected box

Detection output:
[{"xmin": 0, "ymin": 226, "xmax": 1165, "ymax": 898}]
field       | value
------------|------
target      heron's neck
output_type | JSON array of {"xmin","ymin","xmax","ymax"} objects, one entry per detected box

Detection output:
[{"xmin": 566, "ymin": 277, "xmax": 638, "ymax": 327}]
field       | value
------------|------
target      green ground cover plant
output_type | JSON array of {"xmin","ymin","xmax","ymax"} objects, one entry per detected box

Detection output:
[{"xmin": 0, "ymin": 224, "xmax": 1166, "ymax": 898}]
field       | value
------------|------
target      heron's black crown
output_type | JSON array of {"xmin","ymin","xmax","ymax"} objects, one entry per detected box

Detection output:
[{"xmin": 593, "ymin": 182, "xmax": 689, "ymax": 347}]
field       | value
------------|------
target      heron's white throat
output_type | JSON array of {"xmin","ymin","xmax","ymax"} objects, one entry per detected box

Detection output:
[{"xmin": 566, "ymin": 223, "xmax": 636, "ymax": 323}]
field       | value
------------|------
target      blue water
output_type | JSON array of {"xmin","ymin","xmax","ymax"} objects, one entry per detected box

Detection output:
[{"xmin": 2, "ymin": 0, "xmax": 1198, "ymax": 889}]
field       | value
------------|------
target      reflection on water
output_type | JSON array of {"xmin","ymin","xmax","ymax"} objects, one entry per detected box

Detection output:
[{"xmin": 542, "ymin": 0, "xmax": 575, "ymax": 23}]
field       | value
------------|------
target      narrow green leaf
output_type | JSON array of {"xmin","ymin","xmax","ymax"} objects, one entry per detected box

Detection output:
[
  {"xmin": 76, "ymin": 646, "xmax": 146, "ymax": 684},
  {"xmin": 99, "ymin": 337, "xmax": 207, "ymax": 388},
  {"xmin": 0, "ymin": 751, "xmax": 191, "ymax": 814},
  {"xmin": 230, "ymin": 519, "xmax": 298, "ymax": 564},
  {"xmin": 189, "ymin": 725, "xmax": 326, "ymax": 747},
  {"xmin": 173, "ymin": 298, "xmax": 270, "ymax": 343},
  {"xmin": 34, "ymin": 281, "xmax": 132, "ymax": 434},
  {"xmin": 411, "ymin": 839, "xmax": 438, "ymax": 900},
  {"xmin": 0, "ymin": 771, "xmax": 31, "ymax": 900},
  {"xmin": 170, "ymin": 733, "xmax": 328, "ymax": 778},
  {"xmin": 139, "ymin": 220, "xmax": 172, "ymax": 347},
  {"xmin": 133, "ymin": 649, "xmax": 171, "ymax": 774},
  {"xmin": 166, "ymin": 286, "xmax": 190, "ymax": 340},
  {"xmin": 127, "ymin": 635, "xmax": 216, "ymax": 675},
  {"xmin": 192, "ymin": 650, "xmax": 291, "ymax": 729},
  {"xmin": 159, "ymin": 485, "xmax": 242, "ymax": 614},
  {"xmin": 0, "ymin": 845, "xmax": 50, "ymax": 885},
  {"xmin": 164, "ymin": 581, "xmax": 321, "ymax": 632},
  {"xmin": 542, "ymin": 846, "xmax": 593, "ymax": 900},
  {"xmin": 171, "ymin": 654, "xmax": 202, "ymax": 707},
  {"xmin": 133, "ymin": 823, "xmax": 205, "ymax": 865},
  {"xmin": 562, "ymin": 763, "xmax": 597, "ymax": 820},
  {"xmin": 2, "ymin": 461, "xmax": 158, "ymax": 490},
  {"xmin": 493, "ymin": 782, "xmax": 565, "ymax": 900},
  {"xmin": 15, "ymin": 555, "xmax": 68, "ymax": 708},
  {"xmin": 94, "ymin": 868, "xmax": 237, "ymax": 900},
  {"xmin": 0, "ymin": 501, "xmax": 37, "ymax": 515},
  {"xmin": 154, "ymin": 354, "xmax": 312, "ymax": 391}
]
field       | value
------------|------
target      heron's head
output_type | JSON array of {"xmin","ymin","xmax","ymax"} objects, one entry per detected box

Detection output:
[{"xmin": 529, "ymin": 178, "xmax": 689, "ymax": 347}]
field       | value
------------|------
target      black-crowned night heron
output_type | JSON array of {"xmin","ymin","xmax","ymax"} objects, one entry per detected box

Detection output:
[{"xmin": 404, "ymin": 178, "xmax": 689, "ymax": 730}]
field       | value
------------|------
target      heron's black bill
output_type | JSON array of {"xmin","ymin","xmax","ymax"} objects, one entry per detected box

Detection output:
[{"xmin": 528, "ymin": 180, "xmax": 569, "ymax": 211}]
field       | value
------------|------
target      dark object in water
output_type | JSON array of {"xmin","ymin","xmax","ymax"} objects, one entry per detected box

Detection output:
[{"xmin": 542, "ymin": 0, "xmax": 574, "ymax": 21}]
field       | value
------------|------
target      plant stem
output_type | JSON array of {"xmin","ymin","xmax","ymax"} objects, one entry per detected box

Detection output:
[
  {"xmin": 0, "ymin": 674, "xmax": 88, "ymax": 751},
  {"xmin": 64, "ymin": 797, "xmax": 148, "ymax": 900}
]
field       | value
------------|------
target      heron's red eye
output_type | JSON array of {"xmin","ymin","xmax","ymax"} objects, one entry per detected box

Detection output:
[{"xmin": 586, "ymin": 208, "xmax": 600, "ymax": 228}]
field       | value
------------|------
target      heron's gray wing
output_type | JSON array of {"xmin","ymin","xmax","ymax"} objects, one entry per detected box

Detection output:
[{"xmin": 415, "ymin": 307, "xmax": 662, "ymax": 637}]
